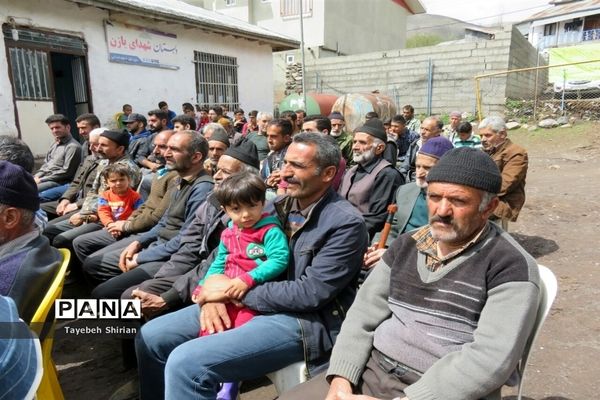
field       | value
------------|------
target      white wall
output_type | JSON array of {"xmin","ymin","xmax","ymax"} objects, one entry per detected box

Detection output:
[{"xmin": 0, "ymin": 0, "xmax": 274, "ymax": 153}]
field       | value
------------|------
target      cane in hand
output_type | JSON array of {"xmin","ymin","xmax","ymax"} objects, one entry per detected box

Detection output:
[{"xmin": 377, "ymin": 204, "xmax": 398, "ymax": 249}]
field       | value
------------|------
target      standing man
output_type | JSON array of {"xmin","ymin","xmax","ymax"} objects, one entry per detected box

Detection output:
[
  {"xmin": 135, "ymin": 132, "xmax": 368, "ymax": 399},
  {"xmin": 443, "ymin": 111, "xmax": 462, "ymax": 141},
  {"xmin": 280, "ymin": 147, "xmax": 540, "ymax": 400},
  {"xmin": 338, "ymin": 119, "xmax": 404, "ymax": 239},
  {"xmin": 402, "ymin": 104, "xmax": 421, "ymax": 133},
  {"xmin": 125, "ymin": 113, "xmax": 152, "ymax": 167},
  {"xmin": 242, "ymin": 110, "xmax": 258, "ymax": 136},
  {"xmin": 208, "ymin": 106, "xmax": 224, "ymax": 123},
  {"xmin": 400, "ymin": 116, "xmax": 442, "ymax": 182},
  {"xmin": 389, "ymin": 115, "xmax": 419, "ymax": 164},
  {"xmin": 246, "ymin": 112, "xmax": 272, "ymax": 161},
  {"xmin": 261, "ymin": 119, "xmax": 293, "ymax": 195},
  {"xmin": 295, "ymin": 109, "xmax": 306, "ymax": 131},
  {"xmin": 328, "ymin": 112, "xmax": 354, "ymax": 166},
  {"xmin": 35, "ymin": 114, "xmax": 82, "ymax": 194},
  {"xmin": 159, "ymin": 101, "xmax": 177, "ymax": 129},
  {"xmin": 479, "ymin": 116, "xmax": 528, "ymax": 223}
]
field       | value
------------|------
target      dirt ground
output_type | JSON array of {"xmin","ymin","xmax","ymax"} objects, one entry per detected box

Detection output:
[{"xmin": 54, "ymin": 122, "xmax": 600, "ymax": 399}]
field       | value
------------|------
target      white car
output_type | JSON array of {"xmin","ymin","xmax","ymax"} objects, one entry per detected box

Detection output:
[{"xmin": 553, "ymin": 79, "xmax": 600, "ymax": 96}]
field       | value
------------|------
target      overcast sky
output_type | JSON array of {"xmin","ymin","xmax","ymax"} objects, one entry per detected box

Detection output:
[{"xmin": 420, "ymin": 0, "xmax": 553, "ymax": 25}]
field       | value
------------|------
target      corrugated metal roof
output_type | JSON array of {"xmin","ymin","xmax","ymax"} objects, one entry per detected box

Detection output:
[
  {"xmin": 522, "ymin": 0, "xmax": 600, "ymax": 22},
  {"xmin": 67, "ymin": 0, "xmax": 299, "ymax": 51}
]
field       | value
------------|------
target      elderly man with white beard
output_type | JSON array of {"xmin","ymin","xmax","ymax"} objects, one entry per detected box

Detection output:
[
  {"xmin": 364, "ymin": 136, "xmax": 454, "ymax": 269},
  {"xmin": 338, "ymin": 119, "xmax": 404, "ymax": 239}
]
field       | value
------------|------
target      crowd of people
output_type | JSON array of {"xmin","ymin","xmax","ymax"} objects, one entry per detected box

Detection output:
[{"xmin": 0, "ymin": 99, "xmax": 538, "ymax": 400}]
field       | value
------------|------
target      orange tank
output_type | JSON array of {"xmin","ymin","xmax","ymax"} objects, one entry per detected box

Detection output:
[{"xmin": 331, "ymin": 93, "xmax": 397, "ymax": 132}]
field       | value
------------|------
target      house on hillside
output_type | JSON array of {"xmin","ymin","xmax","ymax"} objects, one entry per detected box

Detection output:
[
  {"xmin": 0, "ymin": 0, "xmax": 297, "ymax": 155},
  {"xmin": 186, "ymin": 0, "xmax": 425, "ymax": 101},
  {"xmin": 518, "ymin": 0, "xmax": 600, "ymax": 50}
]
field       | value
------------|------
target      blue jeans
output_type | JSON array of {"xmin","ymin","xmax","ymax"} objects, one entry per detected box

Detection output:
[
  {"xmin": 136, "ymin": 304, "xmax": 304, "ymax": 400},
  {"xmin": 39, "ymin": 183, "xmax": 69, "ymax": 202}
]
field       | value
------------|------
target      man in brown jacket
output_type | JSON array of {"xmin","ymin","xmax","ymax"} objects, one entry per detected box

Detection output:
[{"xmin": 479, "ymin": 116, "xmax": 528, "ymax": 222}]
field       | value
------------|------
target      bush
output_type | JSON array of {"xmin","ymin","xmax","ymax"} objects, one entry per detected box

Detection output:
[{"xmin": 406, "ymin": 34, "xmax": 444, "ymax": 49}]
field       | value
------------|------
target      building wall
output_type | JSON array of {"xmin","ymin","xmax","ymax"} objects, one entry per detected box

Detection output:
[
  {"xmin": 0, "ymin": 0, "xmax": 274, "ymax": 154},
  {"xmin": 323, "ymin": 0, "xmax": 408, "ymax": 56},
  {"xmin": 301, "ymin": 26, "xmax": 539, "ymax": 118}
]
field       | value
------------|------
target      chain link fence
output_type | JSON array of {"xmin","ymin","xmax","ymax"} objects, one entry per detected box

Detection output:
[{"xmin": 475, "ymin": 58, "xmax": 600, "ymax": 123}]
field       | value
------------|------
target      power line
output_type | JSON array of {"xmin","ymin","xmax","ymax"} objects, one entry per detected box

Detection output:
[{"xmin": 406, "ymin": 3, "xmax": 552, "ymax": 33}]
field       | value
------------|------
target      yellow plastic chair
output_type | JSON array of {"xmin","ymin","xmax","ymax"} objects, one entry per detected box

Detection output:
[{"xmin": 29, "ymin": 248, "xmax": 70, "ymax": 400}]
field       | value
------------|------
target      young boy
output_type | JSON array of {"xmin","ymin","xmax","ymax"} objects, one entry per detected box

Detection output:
[
  {"xmin": 192, "ymin": 171, "xmax": 289, "ymax": 400},
  {"xmin": 98, "ymin": 164, "xmax": 143, "ymax": 237},
  {"xmin": 452, "ymin": 121, "xmax": 482, "ymax": 149}
]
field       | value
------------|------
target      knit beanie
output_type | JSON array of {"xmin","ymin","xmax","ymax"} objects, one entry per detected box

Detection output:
[
  {"xmin": 426, "ymin": 147, "xmax": 502, "ymax": 194},
  {"xmin": 224, "ymin": 138, "xmax": 260, "ymax": 169},
  {"xmin": 418, "ymin": 136, "xmax": 454, "ymax": 159},
  {"xmin": 209, "ymin": 130, "xmax": 231, "ymax": 148},
  {"xmin": 0, "ymin": 160, "xmax": 39, "ymax": 211},
  {"xmin": 355, "ymin": 118, "xmax": 387, "ymax": 143},
  {"xmin": 100, "ymin": 129, "xmax": 130, "ymax": 150},
  {"xmin": 328, "ymin": 112, "xmax": 345, "ymax": 121}
]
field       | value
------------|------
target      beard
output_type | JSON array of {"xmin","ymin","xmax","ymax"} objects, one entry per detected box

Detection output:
[
  {"xmin": 415, "ymin": 177, "xmax": 428, "ymax": 188},
  {"xmin": 353, "ymin": 147, "xmax": 376, "ymax": 164},
  {"xmin": 330, "ymin": 130, "xmax": 342, "ymax": 137}
]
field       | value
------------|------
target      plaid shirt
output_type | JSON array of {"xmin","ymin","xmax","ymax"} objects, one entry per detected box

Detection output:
[{"xmin": 412, "ymin": 223, "xmax": 489, "ymax": 271}]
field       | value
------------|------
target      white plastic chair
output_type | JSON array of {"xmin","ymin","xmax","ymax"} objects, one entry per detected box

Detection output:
[
  {"xmin": 266, "ymin": 361, "xmax": 308, "ymax": 394},
  {"xmin": 516, "ymin": 264, "xmax": 558, "ymax": 400}
]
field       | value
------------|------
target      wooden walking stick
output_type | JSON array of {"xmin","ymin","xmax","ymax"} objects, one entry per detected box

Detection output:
[{"xmin": 377, "ymin": 204, "xmax": 398, "ymax": 249}]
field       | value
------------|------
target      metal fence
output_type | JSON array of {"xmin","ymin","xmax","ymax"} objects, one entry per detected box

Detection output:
[{"xmin": 474, "ymin": 59, "xmax": 600, "ymax": 123}]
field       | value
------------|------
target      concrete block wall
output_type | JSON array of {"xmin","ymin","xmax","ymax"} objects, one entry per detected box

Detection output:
[{"xmin": 302, "ymin": 25, "xmax": 540, "ymax": 118}]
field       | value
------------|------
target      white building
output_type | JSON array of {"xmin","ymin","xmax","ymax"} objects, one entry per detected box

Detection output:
[
  {"xmin": 190, "ymin": 0, "xmax": 425, "ymax": 57},
  {"xmin": 0, "ymin": 0, "xmax": 297, "ymax": 155},
  {"xmin": 518, "ymin": 0, "xmax": 600, "ymax": 50}
]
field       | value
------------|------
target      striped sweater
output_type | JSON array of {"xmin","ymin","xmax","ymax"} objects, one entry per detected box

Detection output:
[{"xmin": 327, "ymin": 223, "xmax": 541, "ymax": 400}]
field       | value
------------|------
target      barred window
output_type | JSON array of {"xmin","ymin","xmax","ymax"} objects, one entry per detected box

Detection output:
[
  {"xmin": 194, "ymin": 51, "xmax": 239, "ymax": 109},
  {"xmin": 280, "ymin": 0, "xmax": 312, "ymax": 18},
  {"xmin": 8, "ymin": 47, "xmax": 52, "ymax": 100}
]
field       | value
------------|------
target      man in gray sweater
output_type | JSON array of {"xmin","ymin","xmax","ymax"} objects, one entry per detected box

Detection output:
[{"xmin": 280, "ymin": 147, "xmax": 541, "ymax": 400}]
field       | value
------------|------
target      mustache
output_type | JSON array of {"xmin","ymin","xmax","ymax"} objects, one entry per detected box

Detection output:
[{"xmin": 430, "ymin": 215, "xmax": 454, "ymax": 225}]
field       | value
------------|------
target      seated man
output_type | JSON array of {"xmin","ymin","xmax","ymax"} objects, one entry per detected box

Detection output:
[
  {"xmin": 0, "ymin": 295, "xmax": 42, "ymax": 399},
  {"xmin": 135, "ymin": 133, "xmax": 368, "ymax": 399},
  {"xmin": 124, "ymin": 139, "xmax": 260, "ymax": 317},
  {"xmin": 365, "ymin": 136, "xmax": 454, "ymax": 268},
  {"xmin": 35, "ymin": 114, "xmax": 82, "ymax": 196},
  {"xmin": 40, "ymin": 127, "xmax": 104, "ymax": 220},
  {"xmin": 0, "ymin": 161, "xmax": 61, "ymax": 323},
  {"xmin": 71, "ymin": 130, "xmax": 177, "ymax": 262},
  {"xmin": 338, "ymin": 118, "xmax": 404, "ymax": 239},
  {"xmin": 280, "ymin": 147, "xmax": 541, "ymax": 400},
  {"xmin": 82, "ymin": 130, "xmax": 213, "ymax": 298},
  {"xmin": 479, "ymin": 116, "xmax": 528, "ymax": 223}
]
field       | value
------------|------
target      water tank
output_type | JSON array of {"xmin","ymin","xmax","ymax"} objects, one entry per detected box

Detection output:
[
  {"xmin": 331, "ymin": 93, "xmax": 397, "ymax": 132},
  {"xmin": 279, "ymin": 93, "xmax": 339, "ymax": 116}
]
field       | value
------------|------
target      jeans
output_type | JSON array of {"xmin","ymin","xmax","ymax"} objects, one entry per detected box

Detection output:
[
  {"xmin": 136, "ymin": 305, "xmax": 304, "ymax": 400},
  {"xmin": 39, "ymin": 183, "xmax": 69, "ymax": 202},
  {"xmin": 37, "ymin": 180, "xmax": 62, "ymax": 193}
]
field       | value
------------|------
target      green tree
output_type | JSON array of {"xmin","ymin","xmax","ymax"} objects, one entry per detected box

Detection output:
[{"xmin": 406, "ymin": 34, "xmax": 443, "ymax": 48}]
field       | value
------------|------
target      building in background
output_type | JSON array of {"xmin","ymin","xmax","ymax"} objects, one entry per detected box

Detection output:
[
  {"xmin": 187, "ymin": 0, "xmax": 425, "ymax": 102},
  {"xmin": 517, "ymin": 0, "xmax": 600, "ymax": 50},
  {"xmin": 1, "ymin": 0, "xmax": 296, "ymax": 155}
]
